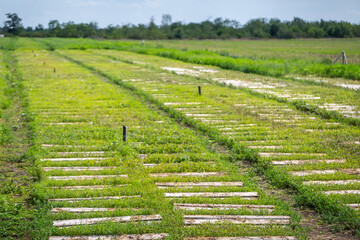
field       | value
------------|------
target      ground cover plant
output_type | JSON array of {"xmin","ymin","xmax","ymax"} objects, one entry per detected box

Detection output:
[
  {"xmin": 0, "ymin": 42, "xmax": 36, "ymax": 239},
  {"xmin": 1, "ymin": 37, "xmax": 360, "ymax": 239},
  {"xmin": 13, "ymin": 48, "xmax": 306, "ymax": 239},
  {"xmin": 56, "ymin": 47, "xmax": 360, "ymax": 235}
]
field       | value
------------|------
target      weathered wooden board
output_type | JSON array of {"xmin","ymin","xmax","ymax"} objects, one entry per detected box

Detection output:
[
  {"xmin": 49, "ymin": 233, "xmax": 169, "ymax": 240},
  {"xmin": 290, "ymin": 170, "xmax": 337, "ymax": 176},
  {"xmin": 47, "ymin": 175, "xmax": 128, "ymax": 180},
  {"xmin": 165, "ymin": 192, "xmax": 258, "ymax": 199},
  {"xmin": 43, "ymin": 167, "xmax": 117, "ymax": 171},
  {"xmin": 150, "ymin": 172, "xmax": 222, "ymax": 177},
  {"xmin": 156, "ymin": 182, "xmax": 243, "ymax": 188},
  {"xmin": 48, "ymin": 195, "xmax": 140, "ymax": 202},
  {"xmin": 259, "ymin": 152, "xmax": 326, "ymax": 157},
  {"xmin": 303, "ymin": 180, "xmax": 360, "ymax": 185},
  {"xmin": 53, "ymin": 215, "xmax": 162, "ymax": 227},
  {"xmin": 164, "ymin": 102, "xmax": 202, "ymax": 106},
  {"xmin": 143, "ymin": 162, "xmax": 215, "ymax": 168},
  {"xmin": 55, "ymin": 151, "xmax": 107, "ymax": 156},
  {"xmin": 248, "ymin": 146, "xmax": 283, "ymax": 149},
  {"xmin": 291, "ymin": 169, "xmax": 360, "ymax": 176},
  {"xmin": 323, "ymin": 190, "xmax": 360, "ymax": 195},
  {"xmin": 346, "ymin": 204, "xmax": 360, "ymax": 209},
  {"xmin": 174, "ymin": 203, "xmax": 274, "ymax": 211},
  {"xmin": 50, "ymin": 185, "xmax": 127, "ymax": 190},
  {"xmin": 41, "ymin": 157, "xmax": 108, "ymax": 162},
  {"xmin": 183, "ymin": 215, "xmax": 290, "ymax": 225},
  {"xmin": 272, "ymin": 159, "xmax": 346, "ymax": 165},
  {"xmin": 184, "ymin": 237, "xmax": 297, "ymax": 240},
  {"xmin": 51, "ymin": 208, "xmax": 141, "ymax": 213}
]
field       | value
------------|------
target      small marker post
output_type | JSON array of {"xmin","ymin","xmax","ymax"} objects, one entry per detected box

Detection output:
[
  {"xmin": 43, "ymin": 62, "xmax": 46, "ymax": 65},
  {"xmin": 198, "ymin": 86, "xmax": 202, "ymax": 96},
  {"xmin": 123, "ymin": 126, "xmax": 127, "ymax": 142},
  {"xmin": 53, "ymin": 68, "xmax": 56, "ymax": 73}
]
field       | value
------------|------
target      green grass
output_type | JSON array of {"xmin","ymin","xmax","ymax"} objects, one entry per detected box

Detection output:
[
  {"xmin": 58, "ymin": 47, "xmax": 360, "ymax": 235},
  {"xmin": 12, "ymin": 48, "xmax": 305, "ymax": 239}
]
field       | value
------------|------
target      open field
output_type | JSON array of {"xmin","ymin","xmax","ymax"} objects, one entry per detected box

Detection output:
[{"xmin": 0, "ymin": 38, "xmax": 360, "ymax": 239}]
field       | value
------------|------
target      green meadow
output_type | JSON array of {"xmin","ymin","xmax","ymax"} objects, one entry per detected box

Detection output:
[{"xmin": 0, "ymin": 37, "xmax": 360, "ymax": 239}]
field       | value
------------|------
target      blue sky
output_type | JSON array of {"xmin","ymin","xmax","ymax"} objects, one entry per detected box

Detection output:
[{"xmin": 1, "ymin": 0, "xmax": 359, "ymax": 28}]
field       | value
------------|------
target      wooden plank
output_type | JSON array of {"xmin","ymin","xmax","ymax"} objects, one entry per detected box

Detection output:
[
  {"xmin": 184, "ymin": 237, "xmax": 297, "ymax": 240},
  {"xmin": 174, "ymin": 203, "xmax": 274, "ymax": 211},
  {"xmin": 290, "ymin": 170, "xmax": 336, "ymax": 176},
  {"xmin": 150, "ymin": 172, "xmax": 221, "ymax": 177},
  {"xmin": 50, "ymin": 185, "xmax": 127, "ymax": 190},
  {"xmin": 183, "ymin": 215, "xmax": 290, "ymax": 225},
  {"xmin": 54, "ymin": 151, "xmax": 108, "ymax": 156},
  {"xmin": 249, "ymin": 146, "xmax": 283, "ymax": 149},
  {"xmin": 53, "ymin": 215, "xmax": 161, "ymax": 227},
  {"xmin": 303, "ymin": 180, "xmax": 360, "ymax": 185},
  {"xmin": 346, "ymin": 204, "xmax": 360, "ymax": 209},
  {"xmin": 49, "ymin": 236, "xmax": 113, "ymax": 240},
  {"xmin": 323, "ymin": 190, "xmax": 360, "ymax": 195},
  {"xmin": 291, "ymin": 169, "xmax": 360, "ymax": 176},
  {"xmin": 259, "ymin": 152, "xmax": 326, "ymax": 157},
  {"xmin": 49, "ymin": 234, "xmax": 169, "ymax": 240},
  {"xmin": 272, "ymin": 159, "xmax": 346, "ymax": 165},
  {"xmin": 156, "ymin": 182, "xmax": 243, "ymax": 188},
  {"xmin": 43, "ymin": 167, "xmax": 117, "ymax": 171},
  {"xmin": 165, "ymin": 192, "xmax": 258, "ymax": 199},
  {"xmin": 48, "ymin": 195, "xmax": 140, "ymax": 202},
  {"xmin": 40, "ymin": 157, "xmax": 108, "ymax": 162},
  {"xmin": 51, "ymin": 208, "xmax": 141, "ymax": 213},
  {"xmin": 47, "ymin": 175, "xmax": 128, "ymax": 180},
  {"xmin": 143, "ymin": 162, "xmax": 215, "ymax": 168}
]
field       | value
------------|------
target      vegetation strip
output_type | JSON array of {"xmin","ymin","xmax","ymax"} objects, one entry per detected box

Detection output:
[{"xmin": 54, "ymin": 48, "xmax": 360, "ymax": 236}]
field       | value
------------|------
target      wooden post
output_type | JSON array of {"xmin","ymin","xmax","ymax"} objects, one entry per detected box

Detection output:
[
  {"xmin": 198, "ymin": 86, "xmax": 201, "ymax": 96},
  {"xmin": 53, "ymin": 68, "xmax": 56, "ymax": 73},
  {"xmin": 333, "ymin": 51, "xmax": 347, "ymax": 65},
  {"xmin": 123, "ymin": 126, "xmax": 127, "ymax": 142}
]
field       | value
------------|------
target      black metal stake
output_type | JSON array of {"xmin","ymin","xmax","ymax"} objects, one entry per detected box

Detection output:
[
  {"xmin": 198, "ymin": 86, "xmax": 202, "ymax": 96},
  {"xmin": 123, "ymin": 126, "xmax": 127, "ymax": 142}
]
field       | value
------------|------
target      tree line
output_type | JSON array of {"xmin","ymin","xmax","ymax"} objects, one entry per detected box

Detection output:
[{"xmin": 2, "ymin": 13, "xmax": 360, "ymax": 39}]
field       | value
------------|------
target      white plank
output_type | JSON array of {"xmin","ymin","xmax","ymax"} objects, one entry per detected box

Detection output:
[
  {"xmin": 272, "ymin": 159, "xmax": 346, "ymax": 165},
  {"xmin": 248, "ymin": 146, "xmax": 283, "ymax": 149},
  {"xmin": 156, "ymin": 182, "xmax": 243, "ymax": 188},
  {"xmin": 303, "ymin": 180, "xmax": 360, "ymax": 185},
  {"xmin": 165, "ymin": 192, "xmax": 258, "ymax": 199},
  {"xmin": 53, "ymin": 215, "xmax": 161, "ymax": 227},
  {"xmin": 183, "ymin": 215, "xmax": 290, "ymax": 225},
  {"xmin": 51, "ymin": 208, "xmax": 141, "ymax": 213},
  {"xmin": 259, "ymin": 152, "xmax": 326, "ymax": 157},
  {"xmin": 43, "ymin": 167, "xmax": 117, "ymax": 171},
  {"xmin": 49, "ymin": 234, "xmax": 169, "ymax": 240},
  {"xmin": 174, "ymin": 203, "xmax": 274, "ymax": 211},
  {"xmin": 150, "ymin": 172, "xmax": 221, "ymax": 177},
  {"xmin": 40, "ymin": 157, "xmax": 108, "ymax": 162},
  {"xmin": 290, "ymin": 170, "xmax": 337, "ymax": 176},
  {"xmin": 50, "ymin": 185, "xmax": 127, "ymax": 190},
  {"xmin": 184, "ymin": 237, "xmax": 297, "ymax": 240},
  {"xmin": 323, "ymin": 190, "xmax": 360, "ymax": 195},
  {"xmin": 143, "ymin": 162, "xmax": 215, "ymax": 168},
  {"xmin": 48, "ymin": 195, "xmax": 140, "ymax": 202},
  {"xmin": 47, "ymin": 175, "xmax": 128, "ymax": 180},
  {"xmin": 55, "ymin": 151, "xmax": 107, "ymax": 156},
  {"xmin": 346, "ymin": 204, "xmax": 360, "ymax": 209}
]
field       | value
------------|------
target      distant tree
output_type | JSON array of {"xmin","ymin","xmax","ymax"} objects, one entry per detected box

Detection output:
[
  {"xmin": 161, "ymin": 14, "xmax": 172, "ymax": 27},
  {"xmin": 4, "ymin": 13, "xmax": 23, "ymax": 35}
]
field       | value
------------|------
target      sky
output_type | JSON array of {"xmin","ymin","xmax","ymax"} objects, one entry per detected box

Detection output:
[{"xmin": 0, "ymin": 0, "xmax": 359, "ymax": 28}]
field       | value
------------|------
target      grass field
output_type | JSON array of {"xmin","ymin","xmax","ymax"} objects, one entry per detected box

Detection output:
[{"xmin": 1, "ymin": 37, "xmax": 360, "ymax": 239}]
